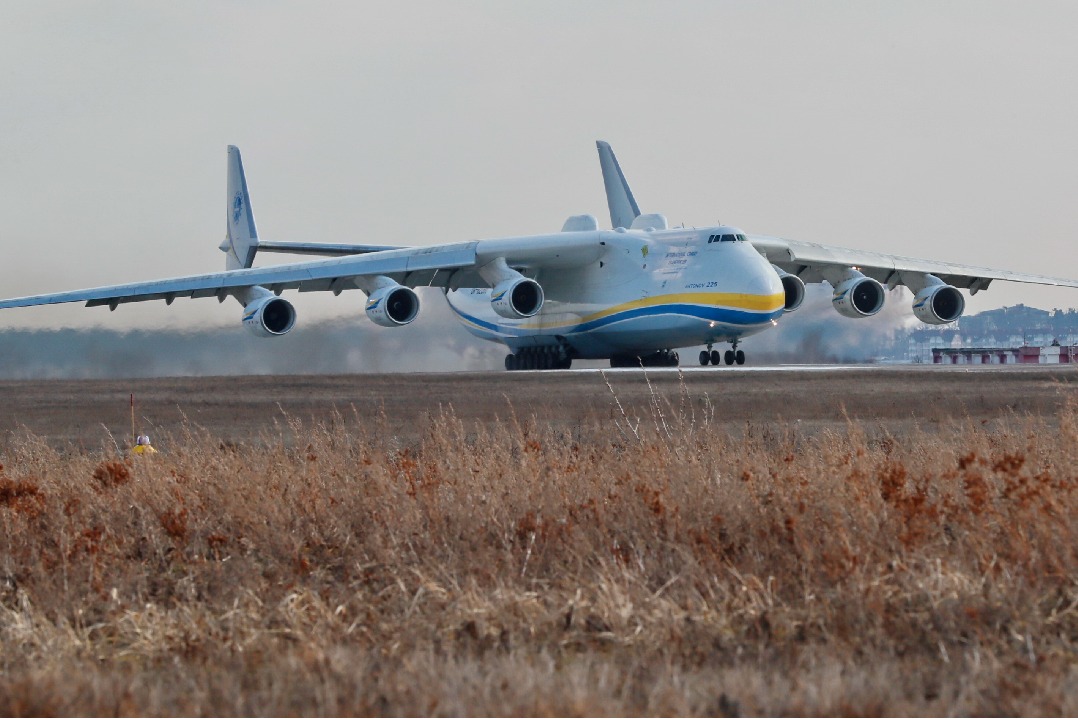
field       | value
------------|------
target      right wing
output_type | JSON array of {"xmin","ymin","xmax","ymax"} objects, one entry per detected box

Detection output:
[
  {"xmin": 749, "ymin": 234, "xmax": 1078, "ymax": 292},
  {"xmin": 0, "ymin": 234, "xmax": 605, "ymax": 311}
]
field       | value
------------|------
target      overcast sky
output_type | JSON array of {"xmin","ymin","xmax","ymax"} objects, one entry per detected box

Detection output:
[{"xmin": 1, "ymin": 1, "xmax": 1076, "ymax": 334}]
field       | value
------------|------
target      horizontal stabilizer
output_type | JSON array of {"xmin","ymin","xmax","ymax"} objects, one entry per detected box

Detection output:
[{"xmin": 257, "ymin": 241, "xmax": 401, "ymax": 257}]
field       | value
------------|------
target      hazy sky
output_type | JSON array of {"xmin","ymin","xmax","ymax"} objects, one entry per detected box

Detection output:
[{"xmin": 1, "ymin": 1, "xmax": 1076, "ymax": 333}]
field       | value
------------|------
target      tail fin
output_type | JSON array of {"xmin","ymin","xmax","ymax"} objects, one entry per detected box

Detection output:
[
  {"xmin": 219, "ymin": 145, "xmax": 259, "ymax": 270},
  {"xmin": 596, "ymin": 140, "xmax": 641, "ymax": 230}
]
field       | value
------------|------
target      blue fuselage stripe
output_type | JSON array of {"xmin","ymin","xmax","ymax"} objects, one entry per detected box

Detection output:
[{"xmin": 449, "ymin": 301, "xmax": 781, "ymax": 337}]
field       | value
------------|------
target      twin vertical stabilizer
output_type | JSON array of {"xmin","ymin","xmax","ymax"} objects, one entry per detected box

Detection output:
[
  {"xmin": 596, "ymin": 140, "xmax": 641, "ymax": 230},
  {"xmin": 219, "ymin": 145, "xmax": 259, "ymax": 270}
]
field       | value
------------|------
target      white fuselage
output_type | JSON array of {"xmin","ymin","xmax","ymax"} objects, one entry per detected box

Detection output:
[{"xmin": 446, "ymin": 226, "xmax": 785, "ymax": 359}]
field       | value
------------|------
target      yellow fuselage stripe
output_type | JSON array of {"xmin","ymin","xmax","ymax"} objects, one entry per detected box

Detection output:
[{"xmin": 581, "ymin": 291, "xmax": 784, "ymax": 322}]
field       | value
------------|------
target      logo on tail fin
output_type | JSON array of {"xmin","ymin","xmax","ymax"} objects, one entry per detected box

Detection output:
[{"xmin": 232, "ymin": 192, "xmax": 244, "ymax": 225}]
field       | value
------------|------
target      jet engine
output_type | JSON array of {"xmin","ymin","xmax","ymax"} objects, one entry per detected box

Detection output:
[
  {"xmin": 491, "ymin": 277, "xmax": 544, "ymax": 319},
  {"xmin": 774, "ymin": 268, "xmax": 806, "ymax": 313},
  {"xmin": 912, "ymin": 283, "xmax": 964, "ymax": 324},
  {"xmin": 242, "ymin": 295, "xmax": 296, "ymax": 337},
  {"xmin": 832, "ymin": 275, "xmax": 885, "ymax": 318},
  {"xmin": 365, "ymin": 284, "xmax": 420, "ymax": 327}
]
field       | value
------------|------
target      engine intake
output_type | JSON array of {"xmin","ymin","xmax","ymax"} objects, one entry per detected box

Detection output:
[
  {"xmin": 491, "ymin": 277, "xmax": 544, "ymax": 319},
  {"xmin": 366, "ymin": 285, "xmax": 420, "ymax": 327},
  {"xmin": 832, "ymin": 276, "xmax": 885, "ymax": 318},
  {"xmin": 912, "ymin": 284, "xmax": 964, "ymax": 324},
  {"xmin": 777, "ymin": 271, "xmax": 806, "ymax": 313},
  {"xmin": 242, "ymin": 296, "xmax": 296, "ymax": 337}
]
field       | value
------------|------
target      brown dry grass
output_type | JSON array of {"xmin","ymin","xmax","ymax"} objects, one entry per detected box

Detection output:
[{"xmin": 0, "ymin": 375, "xmax": 1076, "ymax": 716}]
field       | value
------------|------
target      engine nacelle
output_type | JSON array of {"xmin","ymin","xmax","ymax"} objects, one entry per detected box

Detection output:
[
  {"xmin": 242, "ymin": 296, "xmax": 296, "ymax": 337},
  {"xmin": 777, "ymin": 270, "xmax": 806, "ymax": 313},
  {"xmin": 912, "ymin": 284, "xmax": 964, "ymax": 324},
  {"xmin": 832, "ymin": 276, "xmax": 885, "ymax": 318},
  {"xmin": 491, "ymin": 277, "xmax": 544, "ymax": 319},
  {"xmin": 365, "ymin": 284, "xmax": 420, "ymax": 327}
]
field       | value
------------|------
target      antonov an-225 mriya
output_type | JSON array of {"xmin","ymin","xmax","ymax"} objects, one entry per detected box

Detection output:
[{"xmin": 2, "ymin": 142, "xmax": 1076, "ymax": 370}]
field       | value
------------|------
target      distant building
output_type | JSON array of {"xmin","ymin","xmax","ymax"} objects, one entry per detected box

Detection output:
[
  {"xmin": 900, "ymin": 305, "xmax": 1078, "ymax": 364},
  {"xmin": 931, "ymin": 344, "xmax": 1074, "ymax": 365}
]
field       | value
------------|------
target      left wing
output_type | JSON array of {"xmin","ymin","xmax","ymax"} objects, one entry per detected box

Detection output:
[
  {"xmin": 749, "ymin": 234, "xmax": 1078, "ymax": 293},
  {"xmin": 0, "ymin": 235, "xmax": 603, "ymax": 311},
  {"xmin": 0, "ymin": 143, "xmax": 604, "ymax": 321}
]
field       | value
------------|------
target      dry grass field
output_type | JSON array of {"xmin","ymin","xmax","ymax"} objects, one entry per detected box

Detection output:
[{"xmin": 0, "ymin": 366, "xmax": 1075, "ymax": 715}]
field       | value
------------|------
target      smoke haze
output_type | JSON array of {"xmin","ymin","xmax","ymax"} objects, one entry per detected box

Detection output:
[
  {"xmin": 0, "ymin": 290, "xmax": 504, "ymax": 379},
  {"xmin": 0, "ymin": 287, "xmax": 917, "ymax": 378},
  {"xmin": 748, "ymin": 285, "xmax": 918, "ymax": 364}
]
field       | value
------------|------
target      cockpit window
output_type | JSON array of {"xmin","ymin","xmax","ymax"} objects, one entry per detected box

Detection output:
[{"xmin": 707, "ymin": 233, "xmax": 747, "ymax": 243}]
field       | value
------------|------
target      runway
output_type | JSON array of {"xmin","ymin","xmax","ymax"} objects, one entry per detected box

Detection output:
[
  {"xmin": 552, "ymin": 358, "xmax": 1078, "ymax": 374},
  {"xmin": 0, "ymin": 364, "xmax": 1073, "ymax": 448},
  {"xmin": 568, "ymin": 364, "xmax": 866, "ymax": 374}
]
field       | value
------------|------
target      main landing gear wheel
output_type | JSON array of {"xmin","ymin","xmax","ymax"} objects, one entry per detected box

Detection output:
[
  {"xmin": 724, "ymin": 350, "xmax": 735, "ymax": 366},
  {"xmin": 505, "ymin": 347, "xmax": 572, "ymax": 372},
  {"xmin": 610, "ymin": 350, "xmax": 679, "ymax": 368},
  {"xmin": 735, "ymin": 349, "xmax": 745, "ymax": 365},
  {"xmin": 701, "ymin": 346, "xmax": 724, "ymax": 366}
]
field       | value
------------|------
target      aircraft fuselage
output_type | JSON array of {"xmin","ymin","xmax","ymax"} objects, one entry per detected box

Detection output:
[{"xmin": 446, "ymin": 226, "xmax": 785, "ymax": 359}]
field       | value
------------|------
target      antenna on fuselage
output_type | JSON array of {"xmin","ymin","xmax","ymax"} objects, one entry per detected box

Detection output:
[{"xmin": 596, "ymin": 141, "xmax": 641, "ymax": 230}]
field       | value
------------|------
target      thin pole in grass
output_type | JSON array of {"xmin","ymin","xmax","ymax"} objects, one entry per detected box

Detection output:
[
  {"xmin": 601, "ymin": 370, "xmax": 641, "ymax": 443},
  {"xmin": 101, "ymin": 423, "xmax": 120, "ymax": 456},
  {"xmin": 638, "ymin": 365, "xmax": 672, "ymax": 441},
  {"xmin": 521, "ymin": 511, "xmax": 539, "ymax": 579}
]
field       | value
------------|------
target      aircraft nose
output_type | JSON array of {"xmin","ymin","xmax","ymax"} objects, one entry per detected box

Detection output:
[{"xmin": 745, "ymin": 264, "xmax": 783, "ymax": 296}]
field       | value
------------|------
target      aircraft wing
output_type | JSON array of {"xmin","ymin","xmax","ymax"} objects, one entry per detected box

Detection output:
[
  {"xmin": 749, "ymin": 235, "xmax": 1078, "ymax": 292},
  {"xmin": 0, "ymin": 234, "xmax": 605, "ymax": 311}
]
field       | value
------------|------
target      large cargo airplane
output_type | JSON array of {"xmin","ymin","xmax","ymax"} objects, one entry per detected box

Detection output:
[{"xmin": 1, "ymin": 143, "xmax": 1076, "ymax": 370}]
